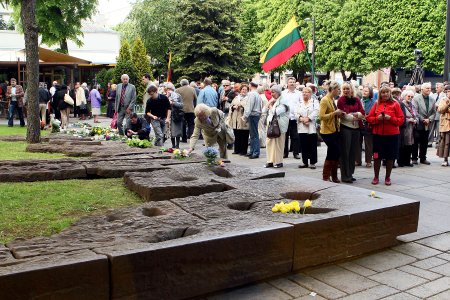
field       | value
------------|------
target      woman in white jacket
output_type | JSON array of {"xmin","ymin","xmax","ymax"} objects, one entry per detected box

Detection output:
[{"xmin": 296, "ymin": 87, "xmax": 319, "ymax": 169}]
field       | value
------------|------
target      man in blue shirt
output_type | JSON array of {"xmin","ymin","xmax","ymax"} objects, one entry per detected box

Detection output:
[{"xmin": 197, "ymin": 77, "xmax": 218, "ymax": 108}]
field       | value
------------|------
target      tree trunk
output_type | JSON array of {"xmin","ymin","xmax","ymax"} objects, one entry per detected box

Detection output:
[
  {"xmin": 59, "ymin": 38, "xmax": 69, "ymax": 54},
  {"xmin": 21, "ymin": 0, "xmax": 40, "ymax": 143}
]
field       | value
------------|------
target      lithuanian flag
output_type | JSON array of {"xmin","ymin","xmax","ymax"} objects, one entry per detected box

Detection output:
[{"xmin": 260, "ymin": 17, "xmax": 306, "ymax": 72}]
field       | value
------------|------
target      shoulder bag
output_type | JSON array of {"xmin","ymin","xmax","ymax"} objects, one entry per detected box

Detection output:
[{"xmin": 267, "ymin": 110, "xmax": 281, "ymax": 138}]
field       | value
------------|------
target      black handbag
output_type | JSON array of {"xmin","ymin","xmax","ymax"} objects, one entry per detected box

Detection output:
[{"xmin": 267, "ymin": 111, "xmax": 281, "ymax": 138}]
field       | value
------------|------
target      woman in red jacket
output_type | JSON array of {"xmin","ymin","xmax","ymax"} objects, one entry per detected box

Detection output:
[{"xmin": 366, "ymin": 86, "xmax": 405, "ymax": 185}]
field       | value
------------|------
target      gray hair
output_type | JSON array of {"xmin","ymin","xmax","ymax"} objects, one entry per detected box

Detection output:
[
  {"xmin": 256, "ymin": 86, "xmax": 265, "ymax": 94},
  {"xmin": 121, "ymin": 74, "xmax": 129, "ymax": 80},
  {"xmin": 436, "ymin": 82, "xmax": 444, "ymax": 88},
  {"xmin": 270, "ymin": 85, "xmax": 282, "ymax": 96},
  {"xmin": 165, "ymin": 83, "xmax": 175, "ymax": 91},
  {"xmin": 203, "ymin": 77, "xmax": 212, "ymax": 86},
  {"xmin": 422, "ymin": 82, "xmax": 432, "ymax": 90},
  {"xmin": 194, "ymin": 103, "xmax": 212, "ymax": 117},
  {"xmin": 401, "ymin": 90, "xmax": 414, "ymax": 99},
  {"xmin": 190, "ymin": 81, "xmax": 197, "ymax": 88},
  {"xmin": 180, "ymin": 79, "xmax": 189, "ymax": 86}
]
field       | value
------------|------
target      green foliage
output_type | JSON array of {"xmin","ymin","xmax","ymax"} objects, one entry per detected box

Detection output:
[
  {"xmin": 114, "ymin": 40, "xmax": 137, "ymax": 84},
  {"xmin": 0, "ymin": 178, "xmax": 143, "ymax": 243},
  {"xmin": 0, "ymin": 15, "xmax": 14, "ymax": 30},
  {"xmin": 126, "ymin": 137, "xmax": 152, "ymax": 148},
  {"xmin": 132, "ymin": 37, "xmax": 152, "ymax": 103},
  {"xmin": 115, "ymin": 0, "xmax": 180, "ymax": 77},
  {"xmin": 174, "ymin": 0, "xmax": 248, "ymax": 81},
  {"xmin": 12, "ymin": 0, "xmax": 98, "ymax": 53}
]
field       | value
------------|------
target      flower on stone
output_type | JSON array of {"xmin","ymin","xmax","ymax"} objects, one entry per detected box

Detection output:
[
  {"xmin": 303, "ymin": 200, "xmax": 312, "ymax": 208},
  {"xmin": 173, "ymin": 149, "xmax": 181, "ymax": 155},
  {"xmin": 370, "ymin": 191, "xmax": 376, "ymax": 197}
]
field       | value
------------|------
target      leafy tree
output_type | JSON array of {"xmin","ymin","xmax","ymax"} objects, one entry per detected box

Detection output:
[
  {"xmin": 0, "ymin": 15, "xmax": 14, "ymax": 30},
  {"xmin": 132, "ymin": 37, "xmax": 152, "ymax": 103},
  {"xmin": 174, "ymin": 0, "xmax": 247, "ymax": 81},
  {"xmin": 1, "ymin": 0, "xmax": 40, "ymax": 143},
  {"xmin": 12, "ymin": 0, "xmax": 98, "ymax": 53},
  {"xmin": 114, "ymin": 40, "xmax": 137, "ymax": 85},
  {"xmin": 116, "ymin": 0, "xmax": 180, "ymax": 77}
]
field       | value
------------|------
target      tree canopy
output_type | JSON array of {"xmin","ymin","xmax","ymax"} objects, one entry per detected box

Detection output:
[
  {"xmin": 12, "ymin": 0, "xmax": 98, "ymax": 53},
  {"xmin": 115, "ymin": 0, "xmax": 449, "ymax": 78}
]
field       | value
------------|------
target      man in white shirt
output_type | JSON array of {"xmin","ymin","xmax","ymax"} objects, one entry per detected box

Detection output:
[{"xmin": 282, "ymin": 77, "xmax": 303, "ymax": 159}]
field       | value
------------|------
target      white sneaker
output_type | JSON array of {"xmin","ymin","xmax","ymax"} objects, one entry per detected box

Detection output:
[
  {"xmin": 309, "ymin": 164, "xmax": 316, "ymax": 169},
  {"xmin": 442, "ymin": 161, "xmax": 448, "ymax": 167}
]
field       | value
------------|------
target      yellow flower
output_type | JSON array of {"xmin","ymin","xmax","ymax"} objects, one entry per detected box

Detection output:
[
  {"xmin": 173, "ymin": 149, "xmax": 181, "ymax": 155},
  {"xmin": 272, "ymin": 206, "xmax": 279, "ymax": 213},
  {"xmin": 303, "ymin": 199, "xmax": 312, "ymax": 208},
  {"xmin": 280, "ymin": 206, "xmax": 289, "ymax": 213},
  {"xmin": 370, "ymin": 191, "xmax": 376, "ymax": 197}
]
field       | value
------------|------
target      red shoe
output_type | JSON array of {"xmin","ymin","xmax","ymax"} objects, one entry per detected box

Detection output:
[
  {"xmin": 371, "ymin": 177, "xmax": 379, "ymax": 185},
  {"xmin": 385, "ymin": 177, "xmax": 391, "ymax": 186}
]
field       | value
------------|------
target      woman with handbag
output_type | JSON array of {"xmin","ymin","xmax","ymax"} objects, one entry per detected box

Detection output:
[
  {"xmin": 262, "ymin": 85, "xmax": 290, "ymax": 168},
  {"xmin": 57, "ymin": 85, "xmax": 73, "ymax": 129},
  {"xmin": 399, "ymin": 90, "xmax": 417, "ymax": 167},
  {"xmin": 229, "ymin": 84, "xmax": 250, "ymax": 156},
  {"xmin": 296, "ymin": 87, "xmax": 319, "ymax": 169},
  {"xmin": 165, "ymin": 83, "xmax": 184, "ymax": 149},
  {"xmin": 319, "ymin": 81, "xmax": 345, "ymax": 182}
]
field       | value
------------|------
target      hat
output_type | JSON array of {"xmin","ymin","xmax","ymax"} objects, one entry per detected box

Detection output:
[{"xmin": 249, "ymin": 82, "xmax": 258, "ymax": 88}]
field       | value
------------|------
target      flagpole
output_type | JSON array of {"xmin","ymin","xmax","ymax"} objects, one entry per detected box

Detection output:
[{"xmin": 304, "ymin": 50, "xmax": 316, "ymax": 85}]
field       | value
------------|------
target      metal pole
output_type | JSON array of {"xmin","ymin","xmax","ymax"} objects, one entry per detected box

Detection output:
[
  {"xmin": 312, "ymin": 17, "xmax": 316, "ymax": 85},
  {"xmin": 445, "ymin": 0, "xmax": 450, "ymax": 82}
]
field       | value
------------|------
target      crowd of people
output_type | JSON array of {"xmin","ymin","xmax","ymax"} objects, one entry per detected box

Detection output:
[{"xmin": 2, "ymin": 73, "xmax": 449, "ymax": 187}]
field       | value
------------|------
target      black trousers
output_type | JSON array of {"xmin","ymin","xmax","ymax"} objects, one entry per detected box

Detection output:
[
  {"xmin": 182, "ymin": 112, "xmax": 195, "ymax": 142},
  {"xmin": 321, "ymin": 132, "xmax": 340, "ymax": 161},
  {"xmin": 299, "ymin": 133, "xmax": 318, "ymax": 165},
  {"xmin": 284, "ymin": 119, "xmax": 300, "ymax": 156},
  {"xmin": 399, "ymin": 145, "xmax": 413, "ymax": 166},
  {"xmin": 233, "ymin": 129, "xmax": 249, "ymax": 155},
  {"xmin": 412, "ymin": 129, "xmax": 429, "ymax": 161}
]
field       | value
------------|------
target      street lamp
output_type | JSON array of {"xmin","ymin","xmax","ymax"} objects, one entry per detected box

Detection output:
[{"xmin": 305, "ymin": 17, "xmax": 316, "ymax": 84}]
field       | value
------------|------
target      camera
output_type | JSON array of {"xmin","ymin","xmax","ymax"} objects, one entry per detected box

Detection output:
[{"xmin": 414, "ymin": 49, "xmax": 424, "ymax": 65}]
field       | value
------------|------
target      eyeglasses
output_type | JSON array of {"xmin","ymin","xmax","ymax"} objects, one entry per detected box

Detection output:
[{"xmin": 223, "ymin": 85, "xmax": 230, "ymax": 87}]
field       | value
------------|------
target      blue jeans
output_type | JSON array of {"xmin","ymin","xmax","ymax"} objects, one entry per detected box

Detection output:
[
  {"xmin": 8, "ymin": 101, "xmax": 25, "ymax": 127},
  {"xmin": 151, "ymin": 118, "xmax": 166, "ymax": 146},
  {"xmin": 248, "ymin": 115, "xmax": 260, "ymax": 156}
]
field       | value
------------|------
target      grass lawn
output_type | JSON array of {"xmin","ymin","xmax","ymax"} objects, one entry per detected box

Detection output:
[
  {"xmin": 0, "ymin": 178, "xmax": 143, "ymax": 244},
  {"xmin": 0, "ymin": 124, "xmax": 50, "ymax": 136},
  {"xmin": 0, "ymin": 125, "xmax": 67, "ymax": 160},
  {"xmin": 0, "ymin": 141, "xmax": 67, "ymax": 160}
]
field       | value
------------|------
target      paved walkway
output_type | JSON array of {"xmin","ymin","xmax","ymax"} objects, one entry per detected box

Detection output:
[
  {"xmin": 3, "ymin": 117, "xmax": 450, "ymax": 299},
  {"xmin": 199, "ymin": 142, "xmax": 450, "ymax": 300}
]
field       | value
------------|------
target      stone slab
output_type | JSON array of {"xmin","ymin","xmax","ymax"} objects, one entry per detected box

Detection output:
[
  {"xmin": 352, "ymin": 250, "xmax": 417, "ymax": 272},
  {"xmin": 267, "ymin": 278, "xmax": 311, "ymax": 298},
  {"xmin": 398, "ymin": 265, "xmax": 443, "ymax": 280},
  {"xmin": 289, "ymin": 273, "xmax": 347, "ymax": 299},
  {"xmin": 392, "ymin": 242, "xmax": 442, "ymax": 259},
  {"xmin": 428, "ymin": 289, "xmax": 450, "ymax": 300},
  {"xmin": 429, "ymin": 262, "xmax": 450, "ymax": 276},
  {"xmin": 124, "ymin": 171, "xmax": 233, "ymax": 202},
  {"xmin": 304, "ymin": 265, "xmax": 379, "ymax": 294},
  {"xmin": 95, "ymin": 217, "xmax": 294, "ymax": 300},
  {"xmin": 207, "ymin": 282, "xmax": 292, "ymax": 300},
  {"xmin": 337, "ymin": 261, "xmax": 377, "ymax": 277},
  {"xmin": 416, "ymin": 232, "xmax": 450, "ymax": 251},
  {"xmin": 368, "ymin": 269, "xmax": 428, "ymax": 290},
  {"xmin": 0, "ymin": 159, "xmax": 87, "ymax": 182},
  {"xmin": 380, "ymin": 293, "xmax": 421, "ymax": 300},
  {"xmin": 0, "ymin": 250, "xmax": 109, "ymax": 300},
  {"xmin": 405, "ymin": 277, "xmax": 450, "ymax": 298},
  {"xmin": 7, "ymin": 201, "xmax": 201, "ymax": 258},
  {"xmin": 339, "ymin": 285, "xmax": 399, "ymax": 300},
  {"xmin": 411, "ymin": 257, "xmax": 448, "ymax": 270}
]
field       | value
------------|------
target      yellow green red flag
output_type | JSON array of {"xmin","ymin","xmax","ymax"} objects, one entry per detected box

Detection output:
[{"xmin": 260, "ymin": 17, "xmax": 306, "ymax": 72}]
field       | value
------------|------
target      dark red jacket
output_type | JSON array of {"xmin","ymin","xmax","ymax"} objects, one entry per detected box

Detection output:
[{"xmin": 366, "ymin": 99, "xmax": 405, "ymax": 135}]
